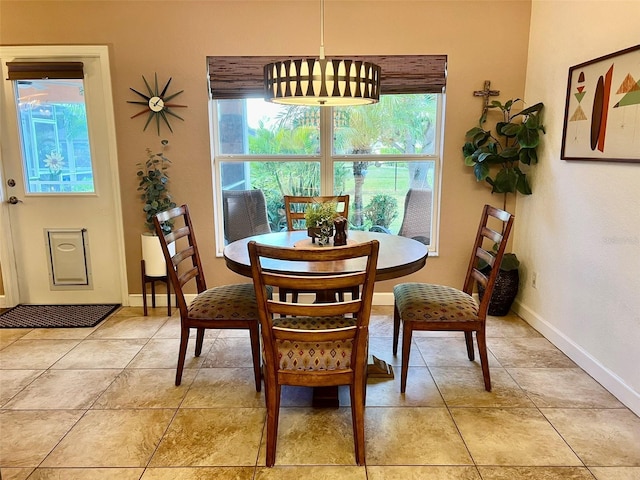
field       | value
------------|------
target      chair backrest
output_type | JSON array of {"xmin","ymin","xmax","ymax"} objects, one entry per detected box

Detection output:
[
  {"xmin": 283, "ymin": 195, "xmax": 349, "ymax": 231},
  {"xmin": 248, "ymin": 240, "xmax": 379, "ymax": 382},
  {"xmin": 463, "ymin": 204, "xmax": 515, "ymax": 317},
  {"xmin": 153, "ymin": 204, "xmax": 207, "ymax": 317},
  {"xmin": 398, "ymin": 188, "xmax": 433, "ymax": 245},
  {"xmin": 222, "ymin": 189, "xmax": 271, "ymax": 243}
]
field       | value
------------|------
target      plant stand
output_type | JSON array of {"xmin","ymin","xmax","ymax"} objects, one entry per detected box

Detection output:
[{"xmin": 141, "ymin": 259, "xmax": 171, "ymax": 316}]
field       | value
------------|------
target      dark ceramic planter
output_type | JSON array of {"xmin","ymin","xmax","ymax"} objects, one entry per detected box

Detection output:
[{"xmin": 477, "ymin": 268, "xmax": 520, "ymax": 316}]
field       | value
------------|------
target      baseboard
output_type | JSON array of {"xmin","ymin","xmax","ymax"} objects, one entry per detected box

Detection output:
[
  {"xmin": 513, "ymin": 299, "xmax": 640, "ymax": 416},
  {"xmin": 0, "ymin": 295, "xmax": 5, "ymax": 308}
]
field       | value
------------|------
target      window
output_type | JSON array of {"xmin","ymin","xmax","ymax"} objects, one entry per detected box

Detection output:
[
  {"xmin": 209, "ymin": 56, "xmax": 445, "ymax": 253},
  {"xmin": 9, "ymin": 62, "xmax": 95, "ymax": 194}
]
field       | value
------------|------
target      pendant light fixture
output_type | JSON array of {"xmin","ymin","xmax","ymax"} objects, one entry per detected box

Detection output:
[{"xmin": 264, "ymin": 0, "xmax": 381, "ymax": 106}]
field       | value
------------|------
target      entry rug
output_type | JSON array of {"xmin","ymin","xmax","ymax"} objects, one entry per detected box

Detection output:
[{"xmin": 0, "ymin": 304, "xmax": 120, "ymax": 329}]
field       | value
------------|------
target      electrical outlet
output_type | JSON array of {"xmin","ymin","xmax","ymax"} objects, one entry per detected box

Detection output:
[{"xmin": 532, "ymin": 272, "xmax": 538, "ymax": 289}]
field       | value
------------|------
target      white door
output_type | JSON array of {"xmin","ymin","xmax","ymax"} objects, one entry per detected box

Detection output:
[{"xmin": 0, "ymin": 46, "xmax": 127, "ymax": 306}]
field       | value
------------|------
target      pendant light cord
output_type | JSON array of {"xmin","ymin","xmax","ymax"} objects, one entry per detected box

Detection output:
[{"xmin": 319, "ymin": 0, "xmax": 325, "ymax": 60}]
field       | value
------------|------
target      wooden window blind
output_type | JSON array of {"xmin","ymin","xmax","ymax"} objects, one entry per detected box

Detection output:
[
  {"xmin": 7, "ymin": 62, "xmax": 84, "ymax": 80},
  {"xmin": 208, "ymin": 55, "xmax": 446, "ymax": 99}
]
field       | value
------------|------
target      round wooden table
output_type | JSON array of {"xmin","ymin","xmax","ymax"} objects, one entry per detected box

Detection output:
[
  {"xmin": 223, "ymin": 230, "xmax": 428, "ymax": 407},
  {"xmin": 223, "ymin": 230, "xmax": 428, "ymax": 281}
]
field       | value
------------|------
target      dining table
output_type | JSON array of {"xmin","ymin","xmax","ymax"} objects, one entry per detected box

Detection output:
[{"xmin": 223, "ymin": 229, "xmax": 429, "ymax": 406}]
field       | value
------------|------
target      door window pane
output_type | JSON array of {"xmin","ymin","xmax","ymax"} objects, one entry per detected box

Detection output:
[{"xmin": 15, "ymin": 78, "xmax": 95, "ymax": 193}]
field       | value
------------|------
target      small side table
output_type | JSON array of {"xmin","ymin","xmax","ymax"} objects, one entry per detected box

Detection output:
[{"xmin": 141, "ymin": 259, "xmax": 171, "ymax": 316}]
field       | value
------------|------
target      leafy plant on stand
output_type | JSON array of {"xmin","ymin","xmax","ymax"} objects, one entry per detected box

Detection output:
[
  {"xmin": 462, "ymin": 98, "xmax": 545, "ymax": 314},
  {"xmin": 137, "ymin": 139, "xmax": 177, "ymax": 234}
]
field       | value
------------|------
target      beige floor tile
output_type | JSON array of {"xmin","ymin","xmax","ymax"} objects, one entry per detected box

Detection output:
[
  {"xmin": 25, "ymin": 468, "xmax": 144, "ymax": 479},
  {"xmin": 414, "ymin": 337, "xmax": 501, "ymax": 367},
  {"xmin": 590, "ymin": 467, "xmax": 640, "ymax": 480},
  {"xmin": 149, "ymin": 408, "xmax": 265, "ymax": 466},
  {"xmin": 88, "ymin": 315, "xmax": 169, "ymax": 339},
  {"xmin": 93, "ymin": 368, "xmax": 195, "ymax": 408},
  {"xmin": 430, "ymin": 367, "xmax": 535, "ymax": 407},
  {"xmin": 4, "ymin": 369, "xmax": 120, "ymax": 409},
  {"xmin": 259, "ymin": 407, "xmax": 359, "ymax": 466},
  {"xmin": 0, "ymin": 340, "xmax": 80, "ymax": 369},
  {"xmin": 142, "ymin": 467, "xmax": 256, "ymax": 479},
  {"xmin": 369, "ymin": 313, "xmax": 394, "ymax": 337},
  {"xmin": 51, "ymin": 339, "xmax": 146, "ymax": 369},
  {"xmin": 0, "ymin": 468, "xmax": 34, "ymax": 480},
  {"xmin": 41, "ymin": 409, "xmax": 175, "ymax": 467},
  {"xmin": 508, "ymin": 368, "xmax": 625, "ymax": 408},
  {"xmin": 151, "ymin": 317, "xmax": 219, "ymax": 340},
  {"xmin": 542, "ymin": 408, "xmax": 640, "ymax": 466},
  {"xmin": 485, "ymin": 313, "xmax": 542, "ymax": 338},
  {"xmin": 127, "ymin": 338, "xmax": 204, "ymax": 369},
  {"xmin": 368, "ymin": 336, "xmax": 426, "ymax": 367},
  {"xmin": 0, "ymin": 410, "xmax": 84, "ymax": 467},
  {"xmin": 477, "ymin": 466, "xmax": 595, "ymax": 479},
  {"xmin": 0, "ymin": 329, "xmax": 31, "ymax": 350},
  {"xmin": 202, "ymin": 337, "xmax": 257, "ymax": 368},
  {"xmin": 0, "ymin": 370, "xmax": 42, "ymax": 406},
  {"xmin": 181, "ymin": 367, "xmax": 264, "ymax": 408},
  {"xmin": 255, "ymin": 465, "xmax": 366, "ymax": 479},
  {"xmin": 487, "ymin": 337, "xmax": 577, "ymax": 368},
  {"xmin": 365, "ymin": 407, "xmax": 473, "ymax": 465},
  {"xmin": 367, "ymin": 466, "xmax": 481, "ymax": 479},
  {"xmin": 450, "ymin": 407, "xmax": 582, "ymax": 466},
  {"xmin": 20, "ymin": 327, "xmax": 97, "ymax": 340},
  {"xmin": 365, "ymin": 367, "xmax": 445, "ymax": 407}
]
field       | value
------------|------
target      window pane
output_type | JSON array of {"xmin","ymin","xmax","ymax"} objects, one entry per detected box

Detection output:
[
  {"xmin": 221, "ymin": 160, "xmax": 320, "ymax": 237},
  {"xmin": 335, "ymin": 159, "xmax": 434, "ymax": 245},
  {"xmin": 217, "ymin": 98, "xmax": 320, "ymax": 155},
  {"xmin": 333, "ymin": 94, "xmax": 438, "ymax": 155},
  {"xmin": 15, "ymin": 79, "xmax": 95, "ymax": 193}
]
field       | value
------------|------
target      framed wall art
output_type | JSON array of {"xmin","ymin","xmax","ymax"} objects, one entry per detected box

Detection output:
[{"xmin": 561, "ymin": 44, "xmax": 640, "ymax": 163}]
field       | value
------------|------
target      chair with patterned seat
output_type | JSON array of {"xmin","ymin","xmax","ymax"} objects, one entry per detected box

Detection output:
[
  {"xmin": 154, "ymin": 204, "xmax": 270, "ymax": 388},
  {"xmin": 393, "ymin": 204, "xmax": 514, "ymax": 392},
  {"xmin": 248, "ymin": 239, "xmax": 379, "ymax": 466}
]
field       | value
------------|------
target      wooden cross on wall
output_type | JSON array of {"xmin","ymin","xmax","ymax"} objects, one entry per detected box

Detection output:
[{"xmin": 474, "ymin": 80, "xmax": 500, "ymax": 117}]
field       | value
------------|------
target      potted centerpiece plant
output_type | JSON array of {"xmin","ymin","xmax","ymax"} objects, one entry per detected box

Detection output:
[
  {"xmin": 137, "ymin": 139, "xmax": 177, "ymax": 276},
  {"xmin": 305, "ymin": 201, "xmax": 338, "ymax": 246},
  {"xmin": 462, "ymin": 98, "xmax": 545, "ymax": 315}
]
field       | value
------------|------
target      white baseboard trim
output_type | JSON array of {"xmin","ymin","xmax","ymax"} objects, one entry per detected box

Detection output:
[
  {"xmin": 514, "ymin": 300, "xmax": 640, "ymax": 416},
  {"xmin": 0, "ymin": 295, "xmax": 5, "ymax": 308}
]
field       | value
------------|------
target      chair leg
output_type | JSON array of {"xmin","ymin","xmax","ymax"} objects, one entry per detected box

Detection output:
[
  {"xmin": 400, "ymin": 322, "xmax": 413, "ymax": 393},
  {"xmin": 476, "ymin": 328, "xmax": 492, "ymax": 391},
  {"xmin": 249, "ymin": 322, "xmax": 262, "ymax": 392},
  {"xmin": 141, "ymin": 260, "xmax": 148, "ymax": 316},
  {"xmin": 392, "ymin": 303, "xmax": 401, "ymax": 355},
  {"xmin": 464, "ymin": 331, "xmax": 475, "ymax": 361},
  {"xmin": 265, "ymin": 381, "xmax": 281, "ymax": 467},
  {"xmin": 175, "ymin": 326, "xmax": 189, "ymax": 386},
  {"xmin": 194, "ymin": 328, "xmax": 205, "ymax": 356},
  {"xmin": 350, "ymin": 377, "xmax": 366, "ymax": 466}
]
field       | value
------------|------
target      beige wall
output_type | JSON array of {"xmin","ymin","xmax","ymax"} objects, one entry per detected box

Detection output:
[
  {"xmin": 0, "ymin": 0, "xmax": 532, "ymax": 296},
  {"xmin": 518, "ymin": 1, "xmax": 640, "ymax": 413}
]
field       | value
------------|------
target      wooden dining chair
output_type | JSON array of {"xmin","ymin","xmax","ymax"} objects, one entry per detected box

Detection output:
[
  {"xmin": 154, "ymin": 204, "xmax": 269, "ymax": 389},
  {"xmin": 248, "ymin": 239, "xmax": 379, "ymax": 467},
  {"xmin": 283, "ymin": 195, "xmax": 349, "ymax": 231},
  {"xmin": 282, "ymin": 194, "xmax": 352, "ymax": 302},
  {"xmin": 393, "ymin": 204, "xmax": 514, "ymax": 392}
]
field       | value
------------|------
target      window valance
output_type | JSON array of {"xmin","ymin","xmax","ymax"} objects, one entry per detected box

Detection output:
[
  {"xmin": 208, "ymin": 55, "xmax": 446, "ymax": 99},
  {"xmin": 7, "ymin": 62, "xmax": 84, "ymax": 80}
]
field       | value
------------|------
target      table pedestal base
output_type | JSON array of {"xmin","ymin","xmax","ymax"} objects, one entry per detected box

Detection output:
[{"xmin": 367, "ymin": 355, "xmax": 394, "ymax": 378}]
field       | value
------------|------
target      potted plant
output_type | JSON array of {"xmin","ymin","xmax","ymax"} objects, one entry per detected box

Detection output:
[
  {"xmin": 305, "ymin": 201, "xmax": 338, "ymax": 246},
  {"xmin": 137, "ymin": 139, "xmax": 177, "ymax": 276},
  {"xmin": 462, "ymin": 98, "xmax": 545, "ymax": 315}
]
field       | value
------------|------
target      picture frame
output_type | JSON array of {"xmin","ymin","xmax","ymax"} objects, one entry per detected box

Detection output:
[{"xmin": 561, "ymin": 44, "xmax": 640, "ymax": 163}]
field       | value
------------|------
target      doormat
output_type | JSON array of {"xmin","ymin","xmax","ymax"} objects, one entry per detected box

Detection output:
[{"xmin": 0, "ymin": 304, "xmax": 120, "ymax": 329}]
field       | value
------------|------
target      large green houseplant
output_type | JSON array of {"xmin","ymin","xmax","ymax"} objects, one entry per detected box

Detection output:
[
  {"xmin": 462, "ymin": 98, "xmax": 545, "ymax": 314},
  {"xmin": 137, "ymin": 139, "xmax": 177, "ymax": 277}
]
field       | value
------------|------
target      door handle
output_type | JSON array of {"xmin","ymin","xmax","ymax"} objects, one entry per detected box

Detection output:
[{"xmin": 7, "ymin": 196, "xmax": 22, "ymax": 204}]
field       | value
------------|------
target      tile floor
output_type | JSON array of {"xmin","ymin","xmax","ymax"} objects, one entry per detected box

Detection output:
[{"xmin": 1, "ymin": 305, "xmax": 639, "ymax": 479}]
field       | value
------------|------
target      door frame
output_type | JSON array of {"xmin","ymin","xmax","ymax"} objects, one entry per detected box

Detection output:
[{"xmin": 0, "ymin": 45, "xmax": 128, "ymax": 307}]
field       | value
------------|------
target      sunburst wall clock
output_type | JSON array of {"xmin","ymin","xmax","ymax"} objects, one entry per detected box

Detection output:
[{"xmin": 128, "ymin": 73, "xmax": 187, "ymax": 135}]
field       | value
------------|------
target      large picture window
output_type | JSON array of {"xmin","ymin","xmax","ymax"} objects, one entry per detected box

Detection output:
[{"xmin": 209, "ymin": 56, "xmax": 446, "ymax": 253}]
